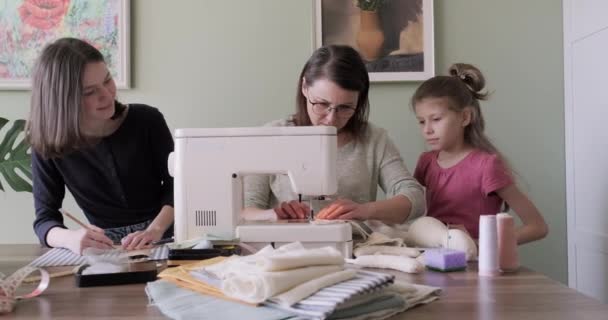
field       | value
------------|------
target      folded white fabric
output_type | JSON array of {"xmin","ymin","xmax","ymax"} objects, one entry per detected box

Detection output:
[
  {"xmin": 353, "ymin": 245, "xmax": 420, "ymax": 258},
  {"xmin": 200, "ymin": 242, "xmax": 349, "ymax": 304},
  {"xmin": 269, "ymin": 269, "xmax": 356, "ymax": 307},
  {"xmin": 256, "ymin": 246, "xmax": 344, "ymax": 272},
  {"xmin": 203, "ymin": 242, "xmax": 297, "ymax": 279},
  {"xmin": 346, "ymin": 255, "xmax": 425, "ymax": 274},
  {"xmin": 204, "ymin": 242, "xmax": 344, "ymax": 278},
  {"xmin": 222, "ymin": 265, "xmax": 342, "ymax": 304}
]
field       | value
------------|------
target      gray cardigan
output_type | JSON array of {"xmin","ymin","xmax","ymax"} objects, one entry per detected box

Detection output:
[{"xmin": 244, "ymin": 119, "xmax": 426, "ymax": 222}]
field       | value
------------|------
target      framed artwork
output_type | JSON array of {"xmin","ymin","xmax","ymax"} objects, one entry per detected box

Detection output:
[
  {"xmin": 314, "ymin": 0, "xmax": 434, "ymax": 82},
  {"xmin": 0, "ymin": 0, "xmax": 130, "ymax": 89}
]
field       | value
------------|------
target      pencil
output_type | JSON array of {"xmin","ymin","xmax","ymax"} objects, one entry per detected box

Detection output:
[{"xmin": 59, "ymin": 208, "xmax": 91, "ymax": 230}]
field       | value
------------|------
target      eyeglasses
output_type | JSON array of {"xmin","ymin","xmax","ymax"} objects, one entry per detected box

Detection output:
[{"xmin": 306, "ymin": 97, "xmax": 357, "ymax": 118}]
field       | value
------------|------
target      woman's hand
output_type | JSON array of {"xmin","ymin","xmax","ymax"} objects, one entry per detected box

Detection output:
[
  {"xmin": 316, "ymin": 199, "xmax": 373, "ymax": 221},
  {"xmin": 274, "ymin": 200, "xmax": 311, "ymax": 219},
  {"xmin": 121, "ymin": 228, "xmax": 164, "ymax": 250},
  {"xmin": 65, "ymin": 226, "xmax": 114, "ymax": 255}
]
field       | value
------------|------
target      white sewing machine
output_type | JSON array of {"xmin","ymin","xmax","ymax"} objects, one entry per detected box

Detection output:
[{"xmin": 168, "ymin": 126, "xmax": 353, "ymax": 257}]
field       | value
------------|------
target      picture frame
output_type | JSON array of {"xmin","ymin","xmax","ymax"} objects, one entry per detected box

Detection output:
[
  {"xmin": 0, "ymin": 0, "xmax": 130, "ymax": 90},
  {"xmin": 313, "ymin": 0, "xmax": 434, "ymax": 82}
]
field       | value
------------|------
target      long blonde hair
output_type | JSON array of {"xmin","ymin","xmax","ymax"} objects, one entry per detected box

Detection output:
[{"xmin": 411, "ymin": 63, "xmax": 509, "ymax": 168}]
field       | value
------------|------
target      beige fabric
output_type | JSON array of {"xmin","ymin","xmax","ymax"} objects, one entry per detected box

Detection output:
[
  {"xmin": 201, "ymin": 242, "xmax": 346, "ymax": 304},
  {"xmin": 157, "ymin": 257, "xmax": 261, "ymax": 305},
  {"xmin": 256, "ymin": 246, "xmax": 344, "ymax": 272},
  {"xmin": 353, "ymin": 231, "xmax": 420, "ymax": 258},
  {"xmin": 405, "ymin": 216, "xmax": 447, "ymax": 248},
  {"xmin": 354, "ymin": 245, "xmax": 420, "ymax": 258},
  {"xmin": 388, "ymin": 281, "xmax": 442, "ymax": 309},
  {"xmin": 222, "ymin": 265, "xmax": 343, "ymax": 304},
  {"xmin": 347, "ymin": 255, "xmax": 424, "ymax": 273},
  {"xmin": 446, "ymin": 228, "xmax": 478, "ymax": 261},
  {"xmin": 269, "ymin": 269, "xmax": 357, "ymax": 307},
  {"xmin": 355, "ymin": 232, "xmax": 404, "ymax": 248},
  {"xmin": 405, "ymin": 216, "xmax": 478, "ymax": 261}
]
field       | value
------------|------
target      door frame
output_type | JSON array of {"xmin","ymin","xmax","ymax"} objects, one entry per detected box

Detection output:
[{"xmin": 562, "ymin": 0, "xmax": 576, "ymax": 289}]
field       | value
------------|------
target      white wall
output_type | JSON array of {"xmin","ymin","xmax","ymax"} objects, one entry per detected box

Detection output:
[{"xmin": 564, "ymin": 0, "xmax": 608, "ymax": 302}]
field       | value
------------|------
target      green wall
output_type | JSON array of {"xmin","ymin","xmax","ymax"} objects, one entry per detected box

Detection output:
[{"xmin": 0, "ymin": 0, "xmax": 566, "ymax": 283}]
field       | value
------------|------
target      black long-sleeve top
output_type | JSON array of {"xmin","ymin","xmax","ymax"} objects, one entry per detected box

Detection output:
[{"xmin": 32, "ymin": 104, "xmax": 174, "ymax": 246}]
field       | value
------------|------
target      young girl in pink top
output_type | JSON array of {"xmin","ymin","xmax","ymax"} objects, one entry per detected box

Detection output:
[{"xmin": 412, "ymin": 63, "xmax": 548, "ymax": 244}]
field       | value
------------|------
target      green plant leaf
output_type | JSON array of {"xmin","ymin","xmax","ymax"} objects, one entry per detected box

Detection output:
[
  {"xmin": 0, "ymin": 118, "xmax": 32, "ymax": 193},
  {"xmin": 356, "ymin": 0, "xmax": 386, "ymax": 11}
]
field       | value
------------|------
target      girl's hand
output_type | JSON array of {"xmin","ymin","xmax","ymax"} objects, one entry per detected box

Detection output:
[
  {"xmin": 274, "ymin": 200, "xmax": 311, "ymax": 220},
  {"xmin": 121, "ymin": 228, "xmax": 164, "ymax": 250},
  {"xmin": 66, "ymin": 226, "xmax": 114, "ymax": 255},
  {"xmin": 496, "ymin": 185, "xmax": 548, "ymax": 244},
  {"xmin": 316, "ymin": 199, "xmax": 373, "ymax": 221}
]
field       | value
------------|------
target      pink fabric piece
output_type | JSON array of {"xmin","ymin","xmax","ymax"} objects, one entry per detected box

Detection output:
[{"xmin": 414, "ymin": 150, "xmax": 513, "ymax": 238}]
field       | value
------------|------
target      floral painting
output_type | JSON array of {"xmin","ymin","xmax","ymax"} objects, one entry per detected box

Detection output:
[
  {"xmin": 0, "ymin": 0, "xmax": 129, "ymax": 89},
  {"xmin": 314, "ymin": 0, "xmax": 434, "ymax": 82}
]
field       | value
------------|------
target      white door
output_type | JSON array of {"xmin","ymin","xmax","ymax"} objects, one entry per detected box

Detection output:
[{"xmin": 564, "ymin": 0, "xmax": 608, "ymax": 303}]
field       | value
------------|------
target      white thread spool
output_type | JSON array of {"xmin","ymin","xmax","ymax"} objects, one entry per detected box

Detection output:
[{"xmin": 478, "ymin": 215, "xmax": 499, "ymax": 276}]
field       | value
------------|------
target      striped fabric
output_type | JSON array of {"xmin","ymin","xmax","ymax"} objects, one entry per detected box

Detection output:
[
  {"xmin": 29, "ymin": 246, "xmax": 170, "ymax": 267},
  {"xmin": 29, "ymin": 248, "xmax": 84, "ymax": 267},
  {"xmin": 264, "ymin": 269, "xmax": 395, "ymax": 319}
]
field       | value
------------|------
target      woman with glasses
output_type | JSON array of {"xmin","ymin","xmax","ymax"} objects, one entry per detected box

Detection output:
[{"xmin": 243, "ymin": 45, "xmax": 425, "ymax": 225}]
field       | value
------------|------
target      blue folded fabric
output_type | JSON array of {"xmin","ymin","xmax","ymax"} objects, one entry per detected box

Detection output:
[{"xmin": 146, "ymin": 280, "xmax": 296, "ymax": 320}]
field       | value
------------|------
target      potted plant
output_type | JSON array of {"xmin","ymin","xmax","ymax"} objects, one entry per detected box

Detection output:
[
  {"xmin": 0, "ymin": 118, "xmax": 32, "ymax": 192},
  {"xmin": 356, "ymin": 0, "xmax": 386, "ymax": 61}
]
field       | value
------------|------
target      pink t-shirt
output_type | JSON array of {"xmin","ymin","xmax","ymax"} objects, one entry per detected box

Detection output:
[{"xmin": 414, "ymin": 150, "xmax": 513, "ymax": 238}]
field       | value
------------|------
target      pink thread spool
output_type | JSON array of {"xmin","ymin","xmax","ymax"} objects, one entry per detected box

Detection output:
[
  {"xmin": 497, "ymin": 213, "xmax": 519, "ymax": 272},
  {"xmin": 478, "ymin": 215, "xmax": 499, "ymax": 276}
]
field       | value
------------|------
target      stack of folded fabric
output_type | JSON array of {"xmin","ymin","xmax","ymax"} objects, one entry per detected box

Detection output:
[
  {"xmin": 201, "ymin": 242, "xmax": 350, "ymax": 304},
  {"xmin": 264, "ymin": 269, "xmax": 397, "ymax": 319},
  {"xmin": 147, "ymin": 242, "xmax": 440, "ymax": 319},
  {"xmin": 347, "ymin": 232, "xmax": 425, "ymax": 274}
]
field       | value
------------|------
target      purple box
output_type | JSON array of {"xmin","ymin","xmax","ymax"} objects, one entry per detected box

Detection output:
[{"xmin": 424, "ymin": 249, "xmax": 467, "ymax": 272}]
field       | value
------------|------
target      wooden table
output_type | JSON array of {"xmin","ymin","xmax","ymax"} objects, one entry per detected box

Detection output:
[{"xmin": 1, "ymin": 244, "xmax": 607, "ymax": 319}]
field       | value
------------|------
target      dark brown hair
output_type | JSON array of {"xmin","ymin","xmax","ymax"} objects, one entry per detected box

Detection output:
[
  {"xmin": 294, "ymin": 45, "xmax": 370, "ymax": 140},
  {"xmin": 26, "ymin": 37, "xmax": 125, "ymax": 159}
]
